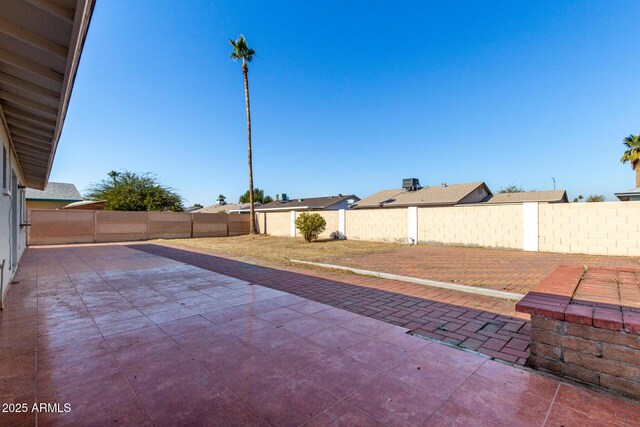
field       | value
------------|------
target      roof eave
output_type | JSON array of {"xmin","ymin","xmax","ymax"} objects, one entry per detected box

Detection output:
[
  {"xmin": 26, "ymin": 197, "xmax": 82, "ymax": 202},
  {"xmin": 354, "ymin": 202, "xmax": 458, "ymax": 209},
  {"xmin": 255, "ymin": 206, "xmax": 329, "ymax": 212},
  {"xmin": 1, "ymin": 0, "xmax": 96, "ymax": 190},
  {"xmin": 42, "ymin": 0, "xmax": 96, "ymax": 190}
]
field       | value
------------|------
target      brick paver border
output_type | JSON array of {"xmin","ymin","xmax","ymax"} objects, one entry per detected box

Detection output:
[{"xmin": 132, "ymin": 244, "xmax": 532, "ymax": 365}]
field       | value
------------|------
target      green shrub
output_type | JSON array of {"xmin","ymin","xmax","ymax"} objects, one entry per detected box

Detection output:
[{"xmin": 295, "ymin": 213, "xmax": 326, "ymax": 242}]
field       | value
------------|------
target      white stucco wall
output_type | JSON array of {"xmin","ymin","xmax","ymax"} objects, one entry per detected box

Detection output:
[{"xmin": 1, "ymin": 121, "xmax": 27, "ymax": 304}]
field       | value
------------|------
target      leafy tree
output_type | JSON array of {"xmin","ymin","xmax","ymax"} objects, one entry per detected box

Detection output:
[
  {"xmin": 192, "ymin": 203, "xmax": 204, "ymax": 209},
  {"xmin": 572, "ymin": 195, "xmax": 584, "ymax": 203},
  {"xmin": 620, "ymin": 134, "xmax": 640, "ymax": 189},
  {"xmin": 498, "ymin": 185, "xmax": 524, "ymax": 193},
  {"xmin": 85, "ymin": 171, "xmax": 183, "ymax": 212},
  {"xmin": 217, "ymin": 194, "xmax": 226, "ymax": 202},
  {"xmin": 239, "ymin": 188, "xmax": 272, "ymax": 204},
  {"xmin": 586, "ymin": 195, "xmax": 605, "ymax": 203},
  {"xmin": 295, "ymin": 213, "xmax": 326, "ymax": 242},
  {"xmin": 230, "ymin": 34, "xmax": 257, "ymax": 234}
]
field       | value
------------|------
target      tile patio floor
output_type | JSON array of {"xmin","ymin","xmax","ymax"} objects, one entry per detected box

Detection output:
[
  {"xmin": 134, "ymin": 244, "xmax": 531, "ymax": 365},
  {"xmin": 1, "ymin": 245, "xmax": 639, "ymax": 426}
]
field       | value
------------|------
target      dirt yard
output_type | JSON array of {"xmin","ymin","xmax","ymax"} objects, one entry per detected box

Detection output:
[
  {"xmin": 155, "ymin": 235, "xmax": 640, "ymax": 294},
  {"xmin": 155, "ymin": 235, "xmax": 401, "ymax": 267}
]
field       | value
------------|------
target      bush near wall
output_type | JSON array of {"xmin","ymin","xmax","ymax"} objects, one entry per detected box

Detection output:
[{"xmin": 295, "ymin": 213, "xmax": 326, "ymax": 242}]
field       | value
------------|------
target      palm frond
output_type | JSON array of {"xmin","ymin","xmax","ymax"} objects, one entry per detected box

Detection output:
[
  {"xmin": 621, "ymin": 134, "xmax": 640, "ymax": 168},
  {"xmin": 229, "ymin": 35, "xmax": 255, "ymax": 62}
]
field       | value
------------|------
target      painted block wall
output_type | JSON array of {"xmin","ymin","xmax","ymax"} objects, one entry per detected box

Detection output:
[
  {"xmin": 262, "ymin": 211, "xmax": 291, "ymax": 236},
  {"xmin": 418, "ymin": 204, "xmax": 523, "ymax": 249},
  {"xmin": 259, "ymin": 201, "xmax": 640, "ymax": 257},
  {"xmin": 345, "ymin": 208, "xmax": 408, "ymax": 243},
  {"xmin": 538, "ymin": 202, "xmax": 640, "ymax": 256}
]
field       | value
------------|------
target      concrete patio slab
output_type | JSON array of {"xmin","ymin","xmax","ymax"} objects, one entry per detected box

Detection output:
[{"xmin": 1, "ymin": 244, "xmax": 638, "ymax": 426}]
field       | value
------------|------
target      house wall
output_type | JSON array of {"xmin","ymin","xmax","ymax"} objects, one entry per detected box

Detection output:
[
  {"xmin": 1, "ymin": 123, "xmax": 27, "ymax": 304},
  {"xmin": 458, "ymin": 185, "xmax": 490, "ymax": 204},
  {"xmin": 326, "ymin": 198, "xmax": 356, "ymax": 210},
  {"xmin": 26, "ymin": 200, "xmax": 70, "ymax": 210},
  {"xmin": 418, "ymin": 204, "xmax": 523, "ymax": 249}
]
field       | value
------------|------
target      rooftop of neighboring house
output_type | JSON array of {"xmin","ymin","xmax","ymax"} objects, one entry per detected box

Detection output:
[
  {"xmin": 25, "ymin": 182, "xmax": 83, "ymax": 202},
  {"xmin": 483, "ymin": 190, "xmax": 568, "ymax": 204},
  {"xmin": 615, "ymin": 188, "xmax": 640, "ymax": 201},
  {"xmin": 184, "ymin": 206, "xmax": 204, "ymax": 212},
  {"xmin": 256, "ymin": 194, "xmax": 360, "ymax": 211},
  {"xmin": 62, "ymin": 200, "xmax": 106, "ymax": 210},
  {"xmin": 194, "ymin": 202, "xmax": 261, "ymax": 214},
  {"xmin": 353, "ymin": 182, "xmax": 491, "ymax": 209}
]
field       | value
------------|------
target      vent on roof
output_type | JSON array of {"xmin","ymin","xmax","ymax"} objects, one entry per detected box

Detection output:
[{"xmin": 402, "ymin": 178, "xmax": 420, "ymax": 191}]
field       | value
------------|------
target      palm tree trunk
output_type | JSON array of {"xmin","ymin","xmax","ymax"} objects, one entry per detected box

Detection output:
[
  {"xmin": 243, "ymin": 61, "xmax": 256, "ymax": 234},
  {"xmin": 636, "ymin": 166, "xmax": 640, "ymax": 189}
]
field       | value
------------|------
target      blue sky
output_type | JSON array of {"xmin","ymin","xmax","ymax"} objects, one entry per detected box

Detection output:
[{"xmin": 51, "ymin": 1, "xmax": 640, "ymax": 205}]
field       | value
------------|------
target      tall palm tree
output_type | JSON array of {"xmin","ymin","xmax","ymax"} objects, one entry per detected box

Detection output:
[
  {"xmin": 229, "ymin": 35, "xmax": 257, "ymax": 234},
  {"xmin": 108, "ymin": 170, "xmax": 120, "ymax": 188},
  {"xmin": 620, "ymin": 134, "xmax": 640, "ymax": 189}
]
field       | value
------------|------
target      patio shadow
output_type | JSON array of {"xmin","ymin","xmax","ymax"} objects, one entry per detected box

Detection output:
[{"xmin": 130, "ymin": 243, "xmax": 531, "ymax": 365}]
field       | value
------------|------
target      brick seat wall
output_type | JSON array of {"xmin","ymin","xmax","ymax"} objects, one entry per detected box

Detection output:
[{"xmin": 517, "ymin": 266, "xmax": 640, "ymax": 399}]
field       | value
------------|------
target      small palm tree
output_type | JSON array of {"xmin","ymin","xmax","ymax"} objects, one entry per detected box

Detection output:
[
  {"xmin": 229, "ymin": 35, "xmax": 257, "ymax": 234},
  {"xmin": 621, "ymin": 134, "xmax": 640, "ymax": 189},
  {"xmin": 108, "ymin": 170, "xmax": 120, "ymax": 188}
]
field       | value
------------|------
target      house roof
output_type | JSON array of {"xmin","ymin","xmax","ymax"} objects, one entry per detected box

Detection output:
[
  {"xmin": 615, "ymin": 188, "xmax": 640, "ymax": 201},
  {"xmin": 25, "ymin": 182, "xmax": 82, "ymax": 201},
  {"xmin": 483, "ymin": 190, "xmax": 568, "ymax": 204},
  {"xmin": 256, "ymin": 195, "xmax": 359, "ymax": 211},
  {"xmin": 353, "ymin": 183, "xmax": 488, "ymax": 208},
  {"xmin": 0, "ymin": 0, "xmax": 96, "ymax": 189},
  {"xmin": 193, "ymin": 202, "xmax": 261, "ymax": 214}
]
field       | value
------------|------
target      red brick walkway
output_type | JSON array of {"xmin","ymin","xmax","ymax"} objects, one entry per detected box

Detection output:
[
  {"xmin": 134, "ymin": 244, "xmax": 532, "ymax": 365},
  {"xmin": 319, "ymin": 245, "xmax": 639, "ymax": 295}
]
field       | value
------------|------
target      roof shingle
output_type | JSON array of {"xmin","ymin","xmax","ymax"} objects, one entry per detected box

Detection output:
[
  {"xmin": 353, "ymin": 183, "xmax": 487, "ymax": 208},
  {"xmin": 256, "ymin": 195, "xmax": 359, "ymax": 211},
  {"xmin": 193, "ymin": 202, "xmax": 260, "ymax": 213},
  {"xmin": 25, "ymin": 182, "xmax": 82, "ymax": 201},
  {"xmin": 483, "ymin": 190, "xmax": 568, "ymax": 204}
]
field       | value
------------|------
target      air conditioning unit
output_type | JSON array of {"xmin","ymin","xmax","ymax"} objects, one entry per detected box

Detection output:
[{"xmin": 402, "ymin": 178, "xmax": 420, "ymax": 191}]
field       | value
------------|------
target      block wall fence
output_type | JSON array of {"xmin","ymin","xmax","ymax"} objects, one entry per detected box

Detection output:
[
  {"xmin": 28, "ymin": 210, "xmax": 250, "ymax": 245},
  {"xmin": 259, "ymin": 201, "xmax": 640, "ymax": 256}
]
